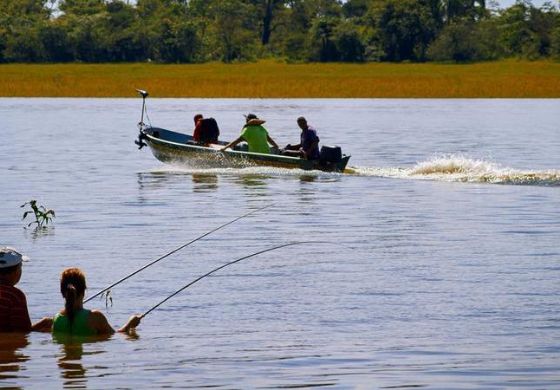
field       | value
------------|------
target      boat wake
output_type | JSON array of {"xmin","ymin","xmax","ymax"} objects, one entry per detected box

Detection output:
[
  {"xmin": 149, "ymin": 164, "xmax": 344, "ymax": 178},
  {"xmin": 148, "ymin": 155, "xmax": 345, "ymax": 178},
  {"xmin": 147, "ymin": 155, "xmax": 560, "ymax": 187},
  {"xmin": 351, "ymin": 155, "xmax": 560, "ymax": 186}
]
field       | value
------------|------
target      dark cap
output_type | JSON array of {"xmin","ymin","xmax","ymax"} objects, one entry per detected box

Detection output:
[{"xmin": 245, "ymin": 113, "xmax": 257, "ymax": 121}]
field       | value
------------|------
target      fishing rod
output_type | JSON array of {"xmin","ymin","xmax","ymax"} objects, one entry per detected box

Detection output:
[
  {"xmin": 141, "ymin": 241, "xmax": 319, "ymax": 318},
  {"xmin": 85, "ymin": 204, "xmax": 273, "ymax": 303}
]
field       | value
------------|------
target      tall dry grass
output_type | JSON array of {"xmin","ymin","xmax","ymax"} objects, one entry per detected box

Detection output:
[{"xmin": 0, "ymin": 60, "xmax": 559, "ymax": 97}]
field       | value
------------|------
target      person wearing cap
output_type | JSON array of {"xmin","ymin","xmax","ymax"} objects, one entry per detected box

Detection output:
[
  {"xmin": 220, "ymin": 113, "xmax": 279, "ymax": 154},
  {"xmin": 281, "ymin": 117, "xmax": 320, "ymax": 160},
  {"xmin": 0, "ymin": 247, "xmax": 51, "ymax": 332}
]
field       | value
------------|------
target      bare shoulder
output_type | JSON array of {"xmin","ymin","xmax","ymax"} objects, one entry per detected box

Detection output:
[
  {"xmin": 87, "ymin": 309, "xmax": 109, "ymax": 326},
  {"xmin": 88, "ymin": 309, "xmax": 115, "ymax": 334},
  {"xmin": 89, "ymin": 309, "xmax": 107, "ymax": 320}
]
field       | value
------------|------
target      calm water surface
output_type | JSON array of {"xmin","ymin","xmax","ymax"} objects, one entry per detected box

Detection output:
[{"xmin": 1, "ymin": 98, "xmax": 559, "ymax": 388}]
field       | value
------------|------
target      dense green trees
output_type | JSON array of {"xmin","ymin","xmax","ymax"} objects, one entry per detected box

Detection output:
[
  {"xmin": 365, "ymin": 0, "xmax": 439, "ymax": 61},
  {"xmin": 0, "ymin": 0, "xmax": 558, "ymax": 63}
]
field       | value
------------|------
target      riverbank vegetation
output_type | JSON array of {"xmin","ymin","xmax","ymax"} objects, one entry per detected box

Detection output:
[
  {"xmin": 1, "ymin": 60, "xmax": 559, "ymax": 97},
  {"xmin": 1, "ymin": 0, "xmax": 559, "ymax": 64},
  {"xmin": 1, "ymin": 1, "xmax": 559, "ymax": 98}
]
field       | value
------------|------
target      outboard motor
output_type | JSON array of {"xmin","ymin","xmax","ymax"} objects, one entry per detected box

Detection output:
[
  {"xmin": 318, "ymin": 145, "xmax": 343, "ymax": 170},
  {"xmin": 320, "ymin": 145, "xmax": 343, "ymax": 163}
]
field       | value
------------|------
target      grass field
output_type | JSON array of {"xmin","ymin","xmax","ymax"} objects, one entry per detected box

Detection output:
[{"xmin": 1, "ymin": 60, "xmax": 559, "ymax": 98}]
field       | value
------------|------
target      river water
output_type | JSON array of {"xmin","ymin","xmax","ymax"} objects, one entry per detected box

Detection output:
[{"xmin": 1, "ymin": 98, "xmax": 559, "ymax": 388}]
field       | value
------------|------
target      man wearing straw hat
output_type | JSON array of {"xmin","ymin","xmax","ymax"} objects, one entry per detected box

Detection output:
[{"xmin": 221, "ymin": 113, "xmax": 279, "ymax": 154}]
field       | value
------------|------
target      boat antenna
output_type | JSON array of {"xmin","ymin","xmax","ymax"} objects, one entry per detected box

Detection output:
[
  {"xmin": 136, "ymin": 89, "xmax": 149, "ymax": 127},
  {"xmin": 85, "ymin": 204, "xmax": 274, "ymax": 303},
  {"xmin": 140, "ymin": 241, "xmax": 320, "ymax": 318},
  {"xmin": 134, "ymin": 89, "xmax": 151, "ymax": 149}
]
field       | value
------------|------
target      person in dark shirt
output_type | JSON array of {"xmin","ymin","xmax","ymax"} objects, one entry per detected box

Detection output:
[
  {"xmin": 0, "ymin": 247, "xmax": 51, "ymax": 332},
  {"xmin": 282, "ymin": 117, "xmax": 320, "ymax": 160}
]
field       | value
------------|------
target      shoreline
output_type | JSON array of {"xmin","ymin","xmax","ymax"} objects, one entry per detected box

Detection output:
[{"xmin": 1, "ymin": 60, "xmax": 559, "ymax": 98}]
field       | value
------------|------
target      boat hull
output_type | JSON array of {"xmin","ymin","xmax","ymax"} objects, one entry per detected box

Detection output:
[{"xmin": 140, "ymin": 127, "xmax": 351, "ymax": 172}]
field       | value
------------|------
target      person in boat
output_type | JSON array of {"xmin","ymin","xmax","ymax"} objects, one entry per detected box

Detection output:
[
  {"xmin": 47, "ymin": 268, "xmax": 141, "ymax": 336},
  {"xmin": 192, "ymin": 114, "xmax": 204, "ymax": 142},
  {"xmin": 0, "ymin": 247, "xmax": 51, "ymax": 332},
  {"xmin": 281, "ymin": 116, "xmax": 320, "ymax": 160},
  {"xmin": 192, "ymin": 114, "xmax": 220, "ymax": 145},
  {"xmin": 220, "ymin": 113, "xmax": 279, "ymax": 154}
]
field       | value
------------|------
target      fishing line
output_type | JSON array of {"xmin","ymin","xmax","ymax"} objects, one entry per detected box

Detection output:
[
  {"xmin": 85, "ymin": 204, "xmax": 273, "ymax": 303},
  {"xmin": 141, "ymin": 241, "xmax": 321, "ymax": 318}
]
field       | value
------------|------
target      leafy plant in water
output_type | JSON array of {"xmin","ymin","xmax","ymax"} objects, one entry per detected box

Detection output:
[{"xmin": 21, "ymin": 200, "xmax": 56, "ymax": 228}]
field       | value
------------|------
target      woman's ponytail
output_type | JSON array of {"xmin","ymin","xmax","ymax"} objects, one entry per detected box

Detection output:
[
  {"xmin": 65, "ymin": 284, "xmax": 77, "ymax": 326},
  {"xmin": 60, "ymin": 268, "xmax": 87, "ymax": 328}
]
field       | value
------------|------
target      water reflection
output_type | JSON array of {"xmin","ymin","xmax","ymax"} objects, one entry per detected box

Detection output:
[
  {"xmin": 23, "ymin": 226, "xmax": 56, "ymax": 241},
  {"xmin": 0, "ymin": 332, "xmax": 29, "ymax": 385},
  {"xmin": 233, "ymin": 175, "xmax": 269, "ymax": 188},
  {"xmin": 297, "ymin": 187, "xmax": 317, "ymax": 206},
  {"xmin": 299, "ymin": 175, "xmax": 317, "ymax": 183},
  {"xmin": 136, "ymin": 172, "xmax": 187, "ymax": 206},
  {"xmin": 192, "ymin": 174, "xmax": 218, "ymax": 192},
  {"xmin": 58, "ymin": 342, "xmax": 86, "ymax": 387},
  {"xmin": 137, "ymin": 172, "xmax": 182, "ymax": 192},
  {"xmin": 137, "ymin": 167, "xmax": 344, "ymax": 199},
  {"xmin": 52, "ymin": 333, "xmax": 111, "ymax": 389}
]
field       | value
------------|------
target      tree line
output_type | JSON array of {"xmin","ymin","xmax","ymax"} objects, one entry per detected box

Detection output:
[{"xmin": 1, "ymin": 0, "xmax": 559, "ymax": 63}]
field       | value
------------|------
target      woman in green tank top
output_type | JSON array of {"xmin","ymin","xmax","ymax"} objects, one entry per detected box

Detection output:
[{"xmin": 49, "ymin": 268, "xmax": 141, "ymax": 336}]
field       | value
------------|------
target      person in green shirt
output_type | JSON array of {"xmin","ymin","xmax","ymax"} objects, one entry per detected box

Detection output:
[
  {"xmin": 45, "ymin": 268, "xmax": 141, "ymax": 336},
  {"xmin": 221, "ymin": 114, "xmax": 279, "ymax": 154}
]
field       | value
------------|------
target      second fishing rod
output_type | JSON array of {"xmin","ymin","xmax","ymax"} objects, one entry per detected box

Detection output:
[
  {"xmin": 85, "ymin": 204, "xmax": 272, "ymax": 303},
  {"xmin": 110, "ymin": 241, "xmax": 323, "ymax": 332},
  {"xmin": 140, "ymin": 241, "xmax": 320, "ymax": 318}
]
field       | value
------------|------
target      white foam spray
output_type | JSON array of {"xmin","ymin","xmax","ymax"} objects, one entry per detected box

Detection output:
[
  {"xmin": 351, "ymin": 154, "xmax": 560, "ymax": 186},
  {"xmin": 148, "ymin": 154, "xmax": 560, "ymax": 186}
]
